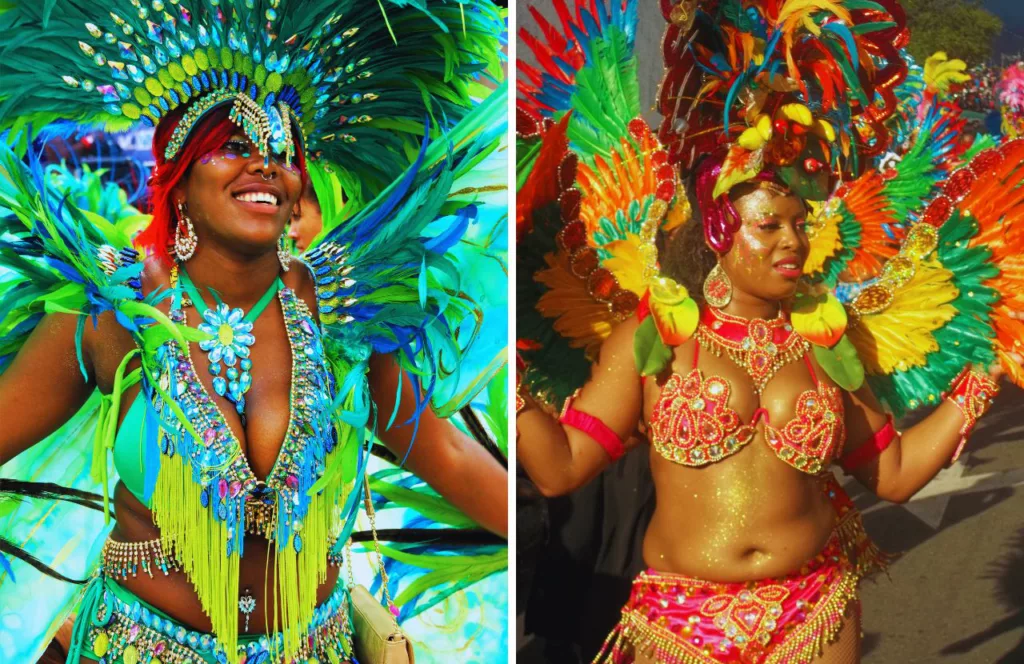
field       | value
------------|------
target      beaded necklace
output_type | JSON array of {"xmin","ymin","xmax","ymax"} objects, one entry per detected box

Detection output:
[
  {"xmin": 695, "ymin": 307, "xmax": 810, "ymax": 394},
  {"xmin": 159, "ymin": 268, "xmax": 337, "ymax": 550},
  {"xmin": 148, "ymin": 267, "xmax": 339, "ymax": 654},
  {"xmin": 177, "ymin": 267, "xmax": 282, "ymax": 416}
]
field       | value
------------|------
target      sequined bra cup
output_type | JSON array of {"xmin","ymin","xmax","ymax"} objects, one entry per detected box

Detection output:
[{"xmin": 649, "ymin": 311, "xmax": 845, "ymax": 475}]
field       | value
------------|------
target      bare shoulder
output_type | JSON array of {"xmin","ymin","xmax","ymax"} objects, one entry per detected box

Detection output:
[
  {"xmin": 589, "ymin": 316, "xmax": 643, "ymax": 381},
  {"xmin": 140, "ymin": 255, "xmax": 171, "ymax": 296},
  {"xmin": 81, "ymin": 255, "xmax": 164, "ymax": 390},
  {"xmin": 283, "ymin": 259, "xmax": 319, "ymax": 322},
  {"xmin": 601, "ymin": 316, "xmax": 641, "ymax": 359}
]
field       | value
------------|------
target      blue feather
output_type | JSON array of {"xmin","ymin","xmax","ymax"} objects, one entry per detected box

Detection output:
[{"xmin": 822, "ymin": 23, "xmax": 859, "ymax": 70}]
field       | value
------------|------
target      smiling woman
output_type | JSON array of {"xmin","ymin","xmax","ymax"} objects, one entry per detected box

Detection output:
[
  {"xmin": 515, "ymin": 1, "xmax": 1024, "ymax": 663},
  {"xmin": 0, "ymin": 1, "xmax": 509, "ymax": 663}
]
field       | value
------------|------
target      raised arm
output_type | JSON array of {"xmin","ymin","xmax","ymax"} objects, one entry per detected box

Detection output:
[
  {"xmin": 839, "ymin": 368, "xmax": 998, "ymax": 503},
  {"xmin": 0, "ymin": 313, "xmax": 96, "ymax": 465},
  {"xmin": 367, "ymin": 353, "xmax": 508, "ymax": 537},
  {"xmin": 516, "ymin": 317, "xmax": 645, "ymax": 498}
]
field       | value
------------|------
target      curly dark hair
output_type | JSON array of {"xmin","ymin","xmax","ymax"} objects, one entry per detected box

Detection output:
[{"xmin": 659, "ymin": 181, "xmax": 716, "ymax": 306}]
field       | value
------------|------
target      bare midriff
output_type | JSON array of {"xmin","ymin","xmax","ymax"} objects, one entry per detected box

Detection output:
[
  {"xmin": 109, "ymin": 483, "xmax": 341, "ymax": 635},
  {"xmin": 638, "ymin": 341, "xmax": 840, "ymax": 583}
]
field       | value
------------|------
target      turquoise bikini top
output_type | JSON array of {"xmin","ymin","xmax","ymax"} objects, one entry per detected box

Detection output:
[{"xmin": 112, "ymin": 392, "xmax": 150, "ymax": 506}]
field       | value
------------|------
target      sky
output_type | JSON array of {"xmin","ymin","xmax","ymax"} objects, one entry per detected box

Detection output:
[{"xmin": 984, "ymin": 0, "xmax": 1024, "ymax": 59}]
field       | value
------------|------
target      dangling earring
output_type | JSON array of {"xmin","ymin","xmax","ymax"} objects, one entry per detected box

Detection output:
[
  {"xmin": 174, "ymin": 202, "xmax": 198, "ymax": 262},
  {"xmin": 277, "ymin": 234, "xmax": 292, "ymax": 271},
  {"xmin": 703, "ymin": 263, "xmax": 733, "ymax": 308}
]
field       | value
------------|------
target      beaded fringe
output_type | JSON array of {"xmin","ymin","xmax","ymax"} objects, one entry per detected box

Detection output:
[
  {"xmin": 834, "ymin": 500, "xmax": 893, "ymax": 579},
  {"xmin": 151, "ymin": 453, "xmax": 346, "ymax": 664},
  {"xmin": 267, "ymin": 487, "xmax": 339, "ymax": 662},
  {"xmin": 594, "ymin": 501, "xmax": 889, "ymax": 664},
  {"xmin": 593, "ymin": 572, "xmax": 858, "ymax": 664},
  {"xmin": 151, "ymin": 453, "xmax": 242, "ymax": 663},
  {"xmin": 764, "ymin": 572, "xmax": 858, "ymax": 664},
  {"xmin": 593, "ymin": 609, "xmax": 718, "ymax": 664}
]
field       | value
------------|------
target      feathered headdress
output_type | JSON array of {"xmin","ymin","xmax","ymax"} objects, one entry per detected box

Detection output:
[
  {"xmin": 657, "ymin": 0, "xmax": 909, "ymax": 217},
  {"xmin": 0, "ymin": 0, "xmax": 504, "ymax": 196}
]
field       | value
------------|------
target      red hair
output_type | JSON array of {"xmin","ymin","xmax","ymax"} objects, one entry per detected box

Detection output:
[{"xmin": 138, "ymin": 103, "xmax": 308, "ymax": 264}]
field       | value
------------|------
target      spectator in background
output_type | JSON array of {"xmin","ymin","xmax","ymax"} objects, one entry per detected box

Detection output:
[{"xmin": 288, "ymin": 177, "xmax": 327, "ymax": 253}]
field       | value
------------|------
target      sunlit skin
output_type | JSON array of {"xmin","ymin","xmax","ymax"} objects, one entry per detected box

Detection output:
[
  {"xmin": 288, "ymin": 178, "xmax": 325, "ymax": 253},
  {"xmin": 0, "ymin": 133, "xmax": 508, "ymax": 643},
  {"xmin": 182, "ymin": 134, "xmax": 302, "ymax": 257},
  {"xmin": 517, "ymin": 181, "xmax": 999, "ymax": 663},
  {"xmin": 720, "ymin": 184, "xmax": 810, "ymax": 308}
]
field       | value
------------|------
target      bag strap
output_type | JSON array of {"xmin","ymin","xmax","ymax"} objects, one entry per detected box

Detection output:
[{"xmin": 347, "ymin": 473, "xmax": 401, "ymax": 630}]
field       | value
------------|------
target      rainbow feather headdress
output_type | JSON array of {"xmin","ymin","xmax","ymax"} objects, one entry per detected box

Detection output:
[{"xmin": 657, "ymin": 0, "xmax": 909, "ymax": 207}]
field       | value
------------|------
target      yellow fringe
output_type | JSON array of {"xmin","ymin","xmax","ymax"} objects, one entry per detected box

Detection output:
[
  {"xmin": 764, "ymin": 571, "xmax": 859, "ymax": 664},
  {"xmin": 835, "ymin": 502, "xmax": 894, "ymax": 579},
  {"xmin": 151, "ymin": 453, "xmax": 241, "ymax": 663},
  {"xmin": 269, "ymin": 486, "xmax": 339, "ymax": 661},
  {"xmin": 593, "ymin": 609, "xmax": 722, "ymax": 664}
]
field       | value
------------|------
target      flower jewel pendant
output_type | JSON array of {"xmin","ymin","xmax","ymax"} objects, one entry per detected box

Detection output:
[
  {"xmin": 198, "ymin": 303, "xmax": 256, "ymax": 413},
  {"xmin": 178, "ymin": 267, "xmax": 284, "ymax": 417}
]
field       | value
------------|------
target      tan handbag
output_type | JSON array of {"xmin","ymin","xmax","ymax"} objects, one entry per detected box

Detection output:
[{"xmin": 348, "ymin": 479, "xmax": 415, "ymax": 664}]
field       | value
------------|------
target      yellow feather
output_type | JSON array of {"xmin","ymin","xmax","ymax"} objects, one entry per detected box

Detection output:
[
  {"xmin": 924, "ymin": 52, "xmax": 971, "ymax": 94},
  {"xmin": 848, "ymin": 259, "xmax": 959, "ymax": 375},
  {"xmin": 777, "ymin": 0, "xmax": 852, "ymax": 32},
  {"xmin": 804, "ymin": 200, "xmax": 843, "ymax": 276},
  {"xmin": 603, "ymin": 235, "xmax": 648, "ymax": 296},
  {"xmin": 535, "ymin": 253, "xmax": 615, "ymax": 353}
]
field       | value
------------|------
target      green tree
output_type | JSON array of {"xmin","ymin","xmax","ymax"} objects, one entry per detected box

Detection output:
[{"xmin": 903, "ymin": 0, "xmax": 1003, "ymax": 65}]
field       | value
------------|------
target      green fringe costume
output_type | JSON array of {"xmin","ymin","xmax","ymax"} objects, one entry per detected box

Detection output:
[{"xmin": 0, "ymin": 1, "xmax": 509, "ymax": 662}]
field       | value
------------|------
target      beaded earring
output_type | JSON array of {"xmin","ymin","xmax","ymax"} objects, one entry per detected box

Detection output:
[
  {"xmin": 703, "ymin": 263, "xmax": 733, "ymax": 308},
  {"xmin": 174, "ymin": 202, "xmax": 198, "ymax": 262},
  {"xmin": 278, "ymin": 235, "xmax": 292, "ymax": 271}
]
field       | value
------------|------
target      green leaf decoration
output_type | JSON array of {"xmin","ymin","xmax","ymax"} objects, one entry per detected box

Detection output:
[
  {"xmin": 634, "ymin": 315, "xmax": 673, "ymax": 376},
  {"xmin": 813, "ymin": 335, "xmax": 865, "ymax": 391}
]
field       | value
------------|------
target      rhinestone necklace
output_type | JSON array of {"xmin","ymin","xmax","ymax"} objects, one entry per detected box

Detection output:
[
  {"xmin": 176, "ymin": 265, "xmax": 282, "ymax": 417},
  {"xmin": 695, "ymin": 307, "xmax": 810, "ymax": 394}
]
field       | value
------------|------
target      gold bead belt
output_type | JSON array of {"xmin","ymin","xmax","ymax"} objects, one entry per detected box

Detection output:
[
  {"xmin": 101, "ymin": 538, "xmax": 180, "ymax": 580},
  {"xmin": 103, "ymin": 532, "xmax": 344, "ymax": 580}
]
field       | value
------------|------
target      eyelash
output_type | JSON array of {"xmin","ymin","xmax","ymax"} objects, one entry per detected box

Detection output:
[
  {"xmin": 224, "ymin": 140, "xmax": 248, "ymax": 152},
  {"xmin": 758, "ymin": 220, "xmax": 807, "ymax": 230}
]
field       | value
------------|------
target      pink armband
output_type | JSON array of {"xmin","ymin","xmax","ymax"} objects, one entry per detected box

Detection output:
[
  {"xmin": 840, "ymin": 416, "xmax": 897, "ymax": 473},
  {"xmin": 559, "ymin": 393, "xmax": 625, "ymax": 461}
]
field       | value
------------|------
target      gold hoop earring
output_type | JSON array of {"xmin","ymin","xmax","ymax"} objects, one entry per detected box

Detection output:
[
  {"xmin": 703, "ymin": 263, "xmax": 733, "ymax": 308},
  {"xmin": 277, "ymin": 234, "xmax": 292, "ymax": 271},
  {"xmin": 174, "ymin": 202, "xmax": 198, "ymax": 262}
]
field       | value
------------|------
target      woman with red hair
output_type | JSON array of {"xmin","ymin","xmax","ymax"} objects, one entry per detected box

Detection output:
[
  {"xmin": 516, "ymin": 2, "xmax": 1022, "ymax": 662},
  {"xmin": 0, "ymin": 1, "xmax": 508, "ymax": 663}
]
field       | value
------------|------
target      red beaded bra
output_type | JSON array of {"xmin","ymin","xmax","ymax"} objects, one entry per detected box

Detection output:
[{"xmin": 649, "ymin": 309, "xmax": 845, "ymax": 475}]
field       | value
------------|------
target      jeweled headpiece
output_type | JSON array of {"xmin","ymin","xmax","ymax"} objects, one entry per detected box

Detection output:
[
  {"xmin": 0, "ymin": 0, "xmax": 504, "ymax": 188},
  {"xmin": 658, "ymin": 0, "xmax": 909, "ymax": 205}
]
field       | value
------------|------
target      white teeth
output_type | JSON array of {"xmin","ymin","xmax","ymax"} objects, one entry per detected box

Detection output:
[{"xmin": 235, "ymin": 191, "xmax": 279, "ymax": 206}]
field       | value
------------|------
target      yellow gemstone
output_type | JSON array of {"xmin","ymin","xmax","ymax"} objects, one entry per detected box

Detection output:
[
  {"xmin": 327, "ymin": 648, "xmax": 341, "ymax": 664},
  {"xmin": 123, "ymin": 645, "xmax": 140, "ymax": 664},
  {"xmin": 152, "ymin": 658, "xmax": 163, "ymax": 664},
  {"xmin": 218, "ymin": 323, "xmax": 235, "ymax": 345},
  {"xmin": 92, "ymin": 631, "xmax": 110, "ymax": 657}
]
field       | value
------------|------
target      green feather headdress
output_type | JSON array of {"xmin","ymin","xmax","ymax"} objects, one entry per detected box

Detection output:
[{"xmin": 0, "ymin": 0, "xmax": 504, "ymax": 194}]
